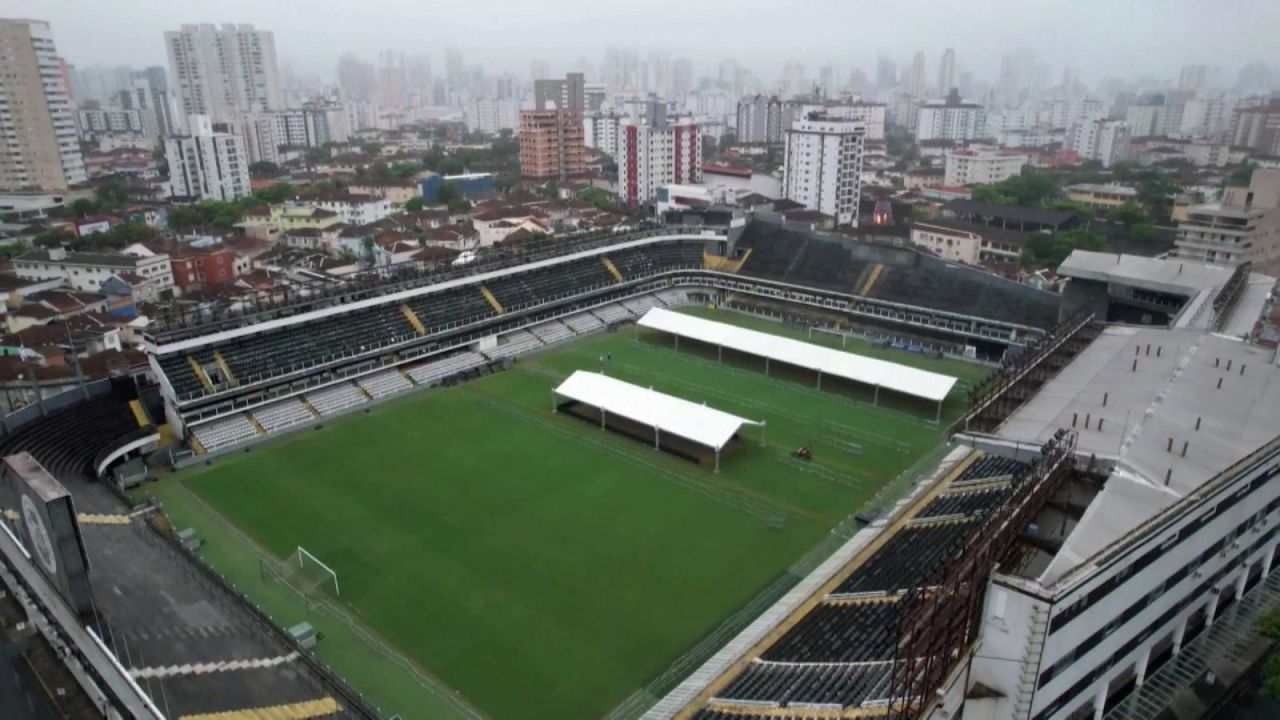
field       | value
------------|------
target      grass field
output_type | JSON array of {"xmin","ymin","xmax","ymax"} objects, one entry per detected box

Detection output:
[{"xmin": 153, "ymin": 306, "xmax": 988, "ymax": 720}]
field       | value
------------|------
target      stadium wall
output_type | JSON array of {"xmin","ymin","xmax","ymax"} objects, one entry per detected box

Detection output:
[{"xmin": 966, "ymin": 436, "xmax": 1280, "ymax": 720}]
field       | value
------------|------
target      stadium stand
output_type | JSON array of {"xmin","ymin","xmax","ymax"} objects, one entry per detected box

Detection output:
[
  {"xmin": 715, "ymin": 660, "xmax": 893, "ymax": 706},
  {"xmin": 484, "ymin": 329, "xmax": 544, "ymax": 359},
  {"xmin": 622, "ymin": 294, "xmax": 664, "ymax": 316},
  {"xmin": 305, "ymin": 383, "xmax": 368, "ymax": 416},
  {"xmin": 833, "ymin": 520, "xmax": 976, "ymax": 594},
  {"xmin": 406, "ymin": 351, "xmax": 488, "ymax": 386},
  {"xmin": 250, "ymin": 398, "xmax": 314, "ymax": 434},
  {"xmin": 563, "ymin": 312, "xmax": 605, "ymax": 334},
  {"xmin": 591, "ymin": 303, "xmax": 634, "ymax": 324},
  {"xmin": 0, "ymin": 392, "xmax": 142, "ymax": 482},
  {"xmin": 735, "ymin": 223, "xmax": 1059, "ymax": 329},
  {"xmin": 530, "ymin": 320, "xmax": 575, "ymax": 345},
  {"xmin": 953, "ymin": 454, "xmax": 1026, "ymax": 484},
  {"xmin": 915, "ymin": 486, "xmax": 1011, "ymax": 518},
  {"xmin": 761, "ymin": 601, "xmax": 899, "ymax": 663},
  {"xmin": 357, "ymin": 369, "xmax": 414, "ymax": 399},
  {"xmin": 191, "ymin": 414, "xmax": 259, "ymax": 453}
]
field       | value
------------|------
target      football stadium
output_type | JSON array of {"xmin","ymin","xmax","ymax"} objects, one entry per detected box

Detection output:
[{"xmin": 2, "ymin": 213, "xmax": 1280, "ymax": 720}]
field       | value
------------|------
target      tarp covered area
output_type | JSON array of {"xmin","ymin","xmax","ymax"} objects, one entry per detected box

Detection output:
[
  {"xmin": 553, "ymin": 370, "xmax": 761, "ymax": 451},
  {"xmin": 637, "ymin": 308, "xmax": 958, "ymax": 403}
]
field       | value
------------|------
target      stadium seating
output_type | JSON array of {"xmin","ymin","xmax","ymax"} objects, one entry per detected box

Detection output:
[
  {"xmin": 622, "ymin": 294, "xmax": 663, "ymax": 316},
  {"xmin": 563, "ymin": 313, "xmax": 605, "ymax": 334},
  {"xmin": 591, "ymin": 303, "xmax": 634, "ymax": 324},
  {"xmin": 484, "ymin": 330, "xmax": 543, "ymax": 360},
  {"xmin": 305, "ymin": 383, "xmax": 368, "ymax": 416},
  {"xmin": 250, "ymin": 398, "xmax": 314, "ymax": 434},
  {"xmin": 191, "ymin": 414, "xmax": 259, "ymax": 453},
  {"xmin": 917, "ymin": 486, "xmax": 1011, "ymax": 519},
  {"xmin": 716, "ymin": 660, "xmax": 893, "ymax": 706},
  {"xmin": 833, "ymin": 521, "xmax": 975, "ymax": 594},
  {"xmin": 762, "ymin": 601, "xmax": 899, "ymax": 663},
  {"xmin": 954, "ymin": 455, "xmax": 1026, "ymax": 485},
  {"xmin": 357, "ymin": 369, "xmax": 414, "ymax": 399},
  {"xmin": 530, "ymin": 320, "xmax": 575, "ymax": 345},
  {"xmin": 608, "ymin": 243, "xmax": 703, "ymax": 280},
  {"xmin": 406, "ymin": 352, "xmax": 487, "ymax": 386},
  {"xmin": 0, "ymin": 394, "xmax": 141, "ymax": 481}
]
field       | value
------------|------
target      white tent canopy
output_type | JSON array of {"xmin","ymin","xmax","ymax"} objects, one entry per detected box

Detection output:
[
  {"xmin": 637, "ymin": 308, "xmax": 958, "ymax": 404},
  {"xmin": 553, "ymin": 371, "xmax": 761, "ymax": 453}
]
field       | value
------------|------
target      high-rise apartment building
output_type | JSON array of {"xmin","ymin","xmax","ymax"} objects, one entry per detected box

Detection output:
[
  {"xmin": 938, "ymin": 48, "xmax": 956, "ymax": 95},
  {"xmin": 908, "ymin": 51, "xmax": 927, "ymax": 98},
  {"xmin": 584, "ymin": 112, "xmax": 626, "ymax": 157},
  {"xmin": 782, "ymin": 114, "xmax": 866, "ymax": 226},
  {"xmin": 617, "ymin": 103, "xmax": 701, "ymax": 206},
  {"xmin": 165, "ymin": 23, "xmax": 282, "ymax": 125},
  {"xmin": 1069, "ymin": 118, "xmax": 1129, "ymax": 168},
  {"xmin": 520, "ymin": 73, "xmax": 587, "ymax": 180},
  {"xmin": 735, "ymin": 95, "xmax": 800, "ymax": 145},
  {"xmin": 914, "ymin": 90, "xmax": 987, "ymax": 141},
  {"xmin": 1230, "ymin": 103, "xmax": 1280, "ymax": 155},
  {"xmin": 0, "ymin": 19, "xmax": 86, "ymax": 191},
  {"xmin": 166, "ymin": 115, "xmax": 250, "ymax": 201}
]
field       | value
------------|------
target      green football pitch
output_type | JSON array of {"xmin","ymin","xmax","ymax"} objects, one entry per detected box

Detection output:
[{"xmin": 151, "ymin": 306, "xmax": 987, "ymax": 720}]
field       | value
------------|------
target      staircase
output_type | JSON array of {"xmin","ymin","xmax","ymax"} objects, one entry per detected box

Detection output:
[
  {"xmin": 128, "ymin": 399, "xmax": 151, "ymax": 428},
  {"xmin": 187, "ymin": 356, "xmax": 214, "ymax": 394},
  {"xmin": 479, "ymin": 285, "xmax": 504, "ymax": 314},
  {"xmin": 213, "ymin": 350, "xmax": 237, "ymax": 385},
  {"xmin": 1011, "ymin": 602, "xmax": 1050, "ymax": 719},
  {"xmin": 400, "ymin": 303, "xmax": 426, "ymax": 335},
  {"xmin": 247, "ymin": 415, "xmax": 267, "ymax": 436},
  {"xmin": 859, "ymin": 264, "xmax": 884, "ymax": 296},
  {"xmin": 601, "ymin": 256, "xmax": 624, "ymax": 282},
  {"xmin": 299, "ymin": 397, "xmax": 321, "ymax": 418}
]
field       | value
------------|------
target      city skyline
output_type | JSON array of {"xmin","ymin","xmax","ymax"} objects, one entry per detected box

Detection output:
[{"xmin": 8, "ymin": 0, "xmax": 1279, "ymax": 90}]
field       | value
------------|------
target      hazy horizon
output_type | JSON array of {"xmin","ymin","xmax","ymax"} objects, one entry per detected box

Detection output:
[{"xmin": 5, "ymin": 0, "xmax": 1279, "ymax": 88}]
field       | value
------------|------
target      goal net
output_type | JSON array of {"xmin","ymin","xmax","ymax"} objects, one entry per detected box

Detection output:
[{"xmin": 283, "ymin": 545, "xmax": 340, "ymax": 599}]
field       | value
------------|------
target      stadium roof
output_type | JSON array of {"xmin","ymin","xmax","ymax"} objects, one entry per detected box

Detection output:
[
  {"xmin": 637, "ymin": 308, "xmax": 958, "ymax": 403},
  {"xmin": 991, "ymin": 325, "xmax": 1280, "ymax": 587},
  {"xmin": 553, "ymin": 371, "xmax": 760, "ymax": 451}
]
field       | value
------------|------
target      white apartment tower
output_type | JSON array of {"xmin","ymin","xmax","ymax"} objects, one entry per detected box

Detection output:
[
  {"xmin": 617, "ymin": 104, "xmax": 701, "ymax": 207},
  {"xmin": 166, "ymin": 115, "xmax": 250, "ymax": 201},
  {"xmin": 0, "ymin": 19, "xmax": 86, "ymax": 191},
  {"xmin": 165, "ymin": 24, "xmax": 282, "ymax": 126},
  {"xmin": 1070, "ymin": 118, "xmax": 1129, "ymax": 168},
  {"xmin": 584, "ymin": 111, "xmax": 626, "ymax": 158},
  {"xmin": 782, "ymin": 115, "xmax": 866, "ymax": 226},
  {"xmin": 915, "ymin": 90, "xmax": 987, "ymax": 141}
]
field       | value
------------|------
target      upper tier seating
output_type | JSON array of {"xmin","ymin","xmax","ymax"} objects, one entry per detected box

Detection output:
[
  {"xmin": 762, "ymin": 601, "xmax": 899, "ymax": 663},
  {"xmin": 833, "ymin": 521, "xmax": 975, "ymax": 594},
  {"xmin": 917, "ymin": 486, "xmax": 1011, "ymax": 519},
  {"xmin": 0, "ymin": 394, "xmax": 141, "ymax": 481},
  {"xmin": 954, "ymin": 455, "xmax": 1026, "ymax": 485},
  {"xmin": 736, "ymin": 223, "xmax": 1060, "ymax": 329},
  {"xmin": 158, "ymin": 241, "xmax": 705, "ymax": 401},
  {"xmin": 716, "ymin": 660, "xmax": 893, "ymax": 707}
]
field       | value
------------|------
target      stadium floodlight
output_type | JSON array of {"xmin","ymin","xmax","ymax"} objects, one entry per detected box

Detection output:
[{"xmin": 291, "ymin": 546, "xmax": 340, "ymax": 598}]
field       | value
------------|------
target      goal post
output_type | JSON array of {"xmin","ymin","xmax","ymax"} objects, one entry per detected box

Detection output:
[{"xmin": 292, "ymin": 545, "xmax": 340, "ymax": 597}]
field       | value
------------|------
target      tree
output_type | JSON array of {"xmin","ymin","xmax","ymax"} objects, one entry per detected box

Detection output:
[
  {"xmin": 166, "ymin": 200, "xmax": 244, "ymax": 233},
  {"xmin": 68, "ymin": 198, "xmax": 100, "ymax": 219},
  {"xmin": 579, "ymin": 187, "xmax": 617, "ymax": 211},
  {"xmin": 1021, "ymin": 229, "xmax": 1105, "ymax": 269},
  {"xmin": 973, "ymin": 169, "xmax": 1061, "ymax": 208},
  {"xmin": 1107, "ymin": 201, "xmax": 1148, "ymax": 229},
  {"xmin": 250, "ymin": 182, "xmax": 298, "ymax": 205},
  {"xmin": 1051, "ymin": 200, "xmax": 1096, "ymax": 219},
  {"xmin": 1128, "ymin": 223, "xmax": 1157, "ymax": 246},
  {"xmin": 33, "ymin": 228, "xmax": 78, "ymax": 248},
  {"xmin": 404, "ymin": 196, "xmax": 425, "ymax": 212},
  {"xmin": 447, "ymin": 198, "xmax": 472, "ymax": 213},
  {"xmin": 434, "ymin": 181, "xmax": 463, "ymax": 207},
  {"xmin": 361, "ymin": 142, "xmax": 384, "ymax": 156},
  {"xmin": 971, "ymin": 184, "xmax": 1014, "ymax": 205},
  {"xmin": 389, "ymin": 161, "xmax": 421, "ymax": 178},
  {"xmin": 94, "ymin": 181, "xmax": 129, "ymax": 209},
  {"xmin": 1259, "ymin": 610, "xmax": 1280, "ymax": 699},
  {"xmin": 249, "ymin": 161, "xmax": 280, "ymax": 176}
]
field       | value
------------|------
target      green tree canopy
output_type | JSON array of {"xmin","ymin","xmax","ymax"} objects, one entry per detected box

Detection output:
[
  {"xmin": 579, "ymin": 187, "xmax": 617, "ymax": 211},
  {"xmin": 403, "ymin": 196, "xmax": 425, "ymax": 212},
  {"xmin": 1107, "ymin": 201, "xmax": 1149, "ymax": 229},
  {"xmin": 94, "ymin": 181, "xmax": 129, "ymax": 208},
  {"xmin": 1021, "ymin": 229, "xmax": 1105, "ymax": 269},
  {"xmin": 434, "ymin": 181, "xmax": 463, "ymax": 207},
  {"xmin": 249, "ymin": 161, "xmax": 280, "ymax": 176}
]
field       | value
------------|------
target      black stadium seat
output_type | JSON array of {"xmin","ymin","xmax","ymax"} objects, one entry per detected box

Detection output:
[{"xmin": 0, "ymin": 395, "xmax": 140, "ymax": 481}]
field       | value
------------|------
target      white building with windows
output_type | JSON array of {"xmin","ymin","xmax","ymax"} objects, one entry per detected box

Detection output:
[
  {"xmin": 617, "ymin": 105, "xmax": 702, "ymax": 207},
  {"xmin": 915, "ymin": 90, "xmax": 987, "ymax": 142},
  {"xmin": 1070, "ymin": 119, "xmax": 1129, "ymax": 168},
  {"xmin": 0, "ymin": 19, "xmax": 86, "ymax": 191},
  {"xmin": 165, "ymin": 115, "xmax": 251, "ymax": 201},
  {"xmin": 165, "ymin": 23, "xmax": 282, "ymax": 126},
  {"xmin": 584, "ymin": 111, "xmax": 627, "ymax": 157},
  {"xmin": 799, "ymin": 103, "xmax": 887, "ymax": 141},
  {"xmin": 944, "ymin": 148, "xmax": 1028, "ymax": 186},
  {"xmin": 13, "ymin": 246, "xmax": 173, "ymax": 298},
  {"xmin": 782, "ymin": 115, "xmax": 866, "ymax": 226},
  {"xmin": 466, "ymin": 98, "xmax": 522, "ymax": 135},
  {"xmin": 310, "ymin": 191, "xmax": 391, "ymax": 225}
]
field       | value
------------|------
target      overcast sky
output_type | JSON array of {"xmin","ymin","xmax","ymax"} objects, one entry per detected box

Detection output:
[{"xmin": 5, "ymin": 0, "xmax": 1278, "ymax": 86}]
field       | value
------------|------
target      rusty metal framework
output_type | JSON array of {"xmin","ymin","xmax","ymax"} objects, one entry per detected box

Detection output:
[
  {"xmin": 888, "ymin": 429, "xmax": 1078, "ymax": 718},
  {"xmin": 953, "ymin": 308, "xmax": 1100, "ymax": 435}
]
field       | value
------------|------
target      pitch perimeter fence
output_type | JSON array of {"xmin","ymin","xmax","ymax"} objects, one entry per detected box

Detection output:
[{"xmin": 144, "ymin": 486, "xmax": 485, "ymax": 720}]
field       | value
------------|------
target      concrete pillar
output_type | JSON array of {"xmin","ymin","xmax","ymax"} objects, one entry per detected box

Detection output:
[
  {"xmin": 1134, "ymin": 646, "xmax": 1151, "ymax": 686},
  {"xmin": 873, "ymin": 385, "xmax": 880, "ymax": 405},
  {"xmin": 1172, "ymin": 617, "xmax": 1187, "ymax": 655},
  {"xmin": 816, "ymin": 370, "xmax": 822, "ymax": 390},
  {"xmin": 1262, "ymin": 543, "xmax": 1277, "ymax": 578},
  {"xmin": 1093, "ymin": 685, "xmax": 1107, "ymax": 720},
  {"xmin": 654, "ymin": 426, "xmax": 660, "ymax": 450},
  {"xmin": 1206, "ymin": 591, "xmax": 1220, "ymax": 627},
  {"xmin": 1235, "ymin": 566, "xmax": 1250, "ymax": 600},
  {"xmin": 600, "ymin": 408, "xmax": 606, "ymax": 430}
]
